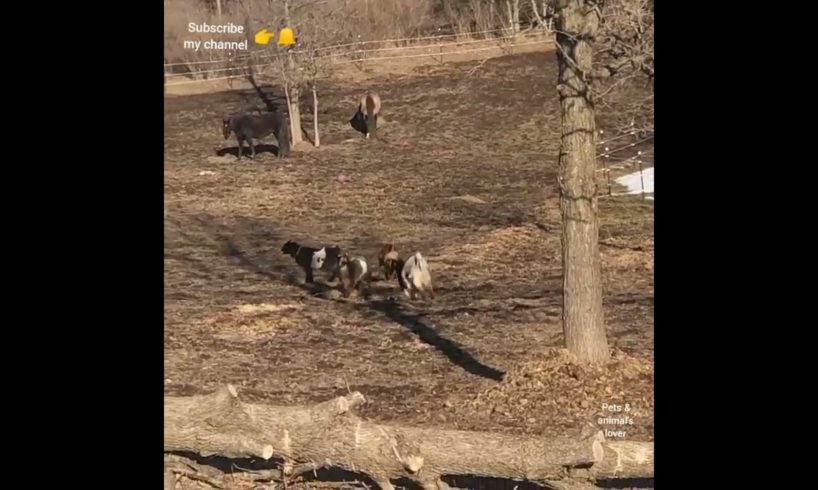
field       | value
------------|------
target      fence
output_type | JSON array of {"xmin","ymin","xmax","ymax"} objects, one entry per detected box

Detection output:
[
  {"xmin": 596, "ymin": 127, "xmax": 654, "ymax": 201},
  {"xmin": 164, "ymin": 28, "xmax": 554, "ymax": 87}
]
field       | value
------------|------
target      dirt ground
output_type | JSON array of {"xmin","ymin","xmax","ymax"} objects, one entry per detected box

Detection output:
[{"xmin": 164, "ymin": 46, "xmax": 654, "ymax": 488}]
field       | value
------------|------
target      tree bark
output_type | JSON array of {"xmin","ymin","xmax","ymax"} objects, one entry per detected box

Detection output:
[
  {"xmin": 313, "ymin": 85, "xmax": 320, "ymax": 147},
  {"xmin": 163, "ymin": 467, "xmax": 175, "ymax": 490},
  {"xmin": 164, "ymin": 386, "xmax": 653, "ymax": 490},
  {"xmin": 554, "ymin": 0, "xmax": 610, "ymax": 364},
  {"xmin": 506, "ymin": 0, "xmax": 521, "ymax": 36},
  {"xmin": 284, "ymin": 82, "xmax": 295, "ymax": 146},
  {"xmin": 287, "ymin": 80, "xmax": 303, "ymax": 146},
  {"xmin": 284, "ymin": 1, "xmax": 303, "ymax": 146}
]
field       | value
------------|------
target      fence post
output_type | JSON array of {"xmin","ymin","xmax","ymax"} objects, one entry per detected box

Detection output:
[{"xmin": 638, "ymin": 152, "xmax": 645, "ymax": 200}]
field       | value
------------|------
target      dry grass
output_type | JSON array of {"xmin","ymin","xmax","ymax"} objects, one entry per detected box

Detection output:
[
  {"xmin": 448, "ymin": 347, "xmax": 654, "ymax": 441},
  {"xmin": 164, "ymin": 45, "xmax": 653, "ymax": 489}
]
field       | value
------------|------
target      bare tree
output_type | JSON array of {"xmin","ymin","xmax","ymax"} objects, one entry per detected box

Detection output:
[
  {"xmin": 273, "ymin": 0, "xmax": 345, "ymax": 148},
  {"xmin": 299, "ymin": 15, "xmax": 336, "ymax": 148},
  {"xmin": 592, "ymin": 0, "xmax": 654, "ymax": 134},
  {"xmin": 505, "ymin": 0, "xmax": 522, "ymax": 36},
  {"xmin": 283, "ymin": 1, "xmax": 304, "ymax": 146},
  {"xmin": 275, "ymin": 2, "xmax": 348, "ymax": 148},
  {"xmin": 551, "ymin": 0, "xmax": 653, "ymax": 364},
  {"xmin": 529, "ymin": 0, "xmax": 555, "ymax": 31}
]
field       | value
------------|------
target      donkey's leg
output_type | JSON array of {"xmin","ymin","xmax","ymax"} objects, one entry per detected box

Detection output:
[
  {"xmin": 274, "ymin": 129, "xmax": 286, "ymax": 158},
  {"xmin": 247, "ymin": 137, "xmax": 255, "ymax": 159},
  {"xmin": 235, "ymin": 136, "xmax": 244, "ymax": 160}
]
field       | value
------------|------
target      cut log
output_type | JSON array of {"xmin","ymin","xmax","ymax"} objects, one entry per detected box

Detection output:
[
  {"xmin": 164, "ymin": 385, "xmax": 653, "ymax": 489},
  {"xmin": 163, "ymin": 469, "xmax": 176, "ymax": 490}
]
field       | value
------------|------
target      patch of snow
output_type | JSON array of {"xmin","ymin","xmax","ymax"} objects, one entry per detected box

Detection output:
[{"xmin": 615, "ymin": 166, "xmax": 654, "ymax": 199}]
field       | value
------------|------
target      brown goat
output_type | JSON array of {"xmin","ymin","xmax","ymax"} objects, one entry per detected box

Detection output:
[{"xmin": 378, "ymin": 243, "xmax": 401, "ymax": 281}]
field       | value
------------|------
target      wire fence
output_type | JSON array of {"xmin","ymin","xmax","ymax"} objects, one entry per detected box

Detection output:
[
  {"xmin": 163, "ymin": 27, "xmax": 523, "ymax": 68},
  {"xmin": 596, "ymin": 128, "xmax": 654, "ymax": 201},
  {"xmin": 164, "ymin": 29, "xmax": 554, "ymax": 87}
]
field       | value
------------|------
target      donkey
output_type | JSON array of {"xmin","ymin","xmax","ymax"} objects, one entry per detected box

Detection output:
[
  {"xmin": 349, "ymin": 92, "xmax": 382, "ymax": 139},
  {"xmin": 222, "ymin": 111, "xmax": 290, "ymax": 160}
]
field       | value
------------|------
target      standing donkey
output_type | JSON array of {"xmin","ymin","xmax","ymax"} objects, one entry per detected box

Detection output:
[
  {"xmin": 350, "ymin": 92, "xmax": 382, "ymax": 139},
  {"xmin": 222, "ymin": 111, "xmax": 290, "ymax": 160}
]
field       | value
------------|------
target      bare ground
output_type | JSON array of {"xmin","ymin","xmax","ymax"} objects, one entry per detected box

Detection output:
[{"xmin": 164, "ymin": 46, "xmax": 654, "ymax": 488}]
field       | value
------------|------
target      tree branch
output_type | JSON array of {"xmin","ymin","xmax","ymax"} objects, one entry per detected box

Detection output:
[{"xmin": 591, "ymin": 54, "xmax": 653, "ymax": 79}]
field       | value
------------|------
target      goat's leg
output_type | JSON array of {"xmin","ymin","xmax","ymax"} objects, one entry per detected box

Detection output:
[
  {"xmin": 340, "ymin": 278, "xmax": 351, "ymax": 298},
  {"xmin": 361, "ymin": 276, "xmax": 372, "ymax": 300}
]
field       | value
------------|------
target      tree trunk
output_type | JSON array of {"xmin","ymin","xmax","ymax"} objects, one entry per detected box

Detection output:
[
  {"xmin": 287, "ymin": 82, "xmax": 303, "ymax": 146},
  {"xmin": 506, "ymin": 0, "xmax": 521, "ymax": 36},
  {"xmin": 164, "ymin": 386, "xmax": 654, "ymax": 490},
  {"xmin": 313, "ymin": 85, "xmax": 320, "ymax": 147},
  {"xmin": 284, "ymin": 82, "xmax": 296, "ymax": 145},
  {"xmin": 554, "ymin": 0, "xmax": 609, "ymax": 364},
  {"xmin": 284, "ymin": 1, "xmax": 303, "ymax": 146}
]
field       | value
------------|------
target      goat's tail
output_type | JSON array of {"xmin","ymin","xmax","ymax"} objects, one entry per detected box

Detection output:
[
  {"xmin": 411, "ymin": 252, "xmax": 432, "ymax": 293},
  {"xmin": 413, "ymin": 252, "xmax": 428, "ymax": 271}
]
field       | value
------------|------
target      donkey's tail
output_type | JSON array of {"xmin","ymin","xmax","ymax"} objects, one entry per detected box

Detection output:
[{"xmin": 365, "ymin": 95, "xmax": 378, "ymax": 136}]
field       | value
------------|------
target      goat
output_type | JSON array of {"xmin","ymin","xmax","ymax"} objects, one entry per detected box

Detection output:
[
  {"xmin": 378, "ymin": 243, "xmax": 400, "ymax": 281},
  {"xmin": 396, "ymin": 251, "xmax": 435, "ymax": 301},
  {"xmin": 281, "ymin": 240, "xmax": 341, "ymax": 283},
  {"xmin": 337, "ymin": 254, "xmax": 371, "ymax": 298}
]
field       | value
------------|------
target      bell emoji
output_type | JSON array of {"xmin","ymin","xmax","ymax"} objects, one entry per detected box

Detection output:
[{"xmin": 277, "ymin": 27, "xmax": 296, "ymax": 46}]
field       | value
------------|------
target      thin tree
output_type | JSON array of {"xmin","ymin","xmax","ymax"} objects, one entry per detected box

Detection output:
[
  {"xmin": 505, "ymin": 0, "xmax": 522, "ymax": 36},
  {"xmin": 290, "ymin": 2, "xmax": 342, "ymax": 148},
  {"xmin": 283, "ymin": 1, "xmax": 304, "ymax": 146},
  {"xmin": 552, "ymin": 0, "xmax": 653, "ymax": 364}
]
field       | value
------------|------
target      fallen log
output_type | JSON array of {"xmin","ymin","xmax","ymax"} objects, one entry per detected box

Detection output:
[{"xmin": 164, "ymin": 385, "xmax": 653, "ymax": 490}]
